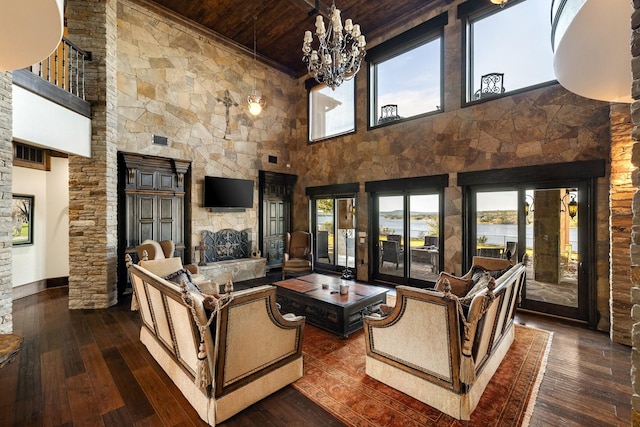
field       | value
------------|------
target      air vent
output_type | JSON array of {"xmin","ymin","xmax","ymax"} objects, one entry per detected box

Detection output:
[
  {"xmin": 152, "ymin": 135, "xmax": 168, "ymax": 146},
  {"xmin": 268, "ymin": 155, "xmax": 277, "ymax": 164}
]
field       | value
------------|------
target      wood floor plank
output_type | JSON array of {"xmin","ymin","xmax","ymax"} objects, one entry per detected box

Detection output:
[
  {"xmin": 66, "ymin": 373, "xmax": 105, "ymax": 426},
  {"xmin": 41, "ymin": 349, "xmax": 72, "ymax": 427},
  {"xmin": 133, "ymin": 365, "xmax": 198, "ymax": 427},
  {"xmin": 80, "ymin": 343, "xmax": 125, "ymax": 415},
  {"xmin": 101, "ymin": 346, "xmax": 156, "ymax": 422},
  {"xmin": 102, "ymin": 405, "xmax": 135, "ymax": 427},
  {"xmin": 13, "ymin": 337, "xmax": 43, "ymax": 426}
]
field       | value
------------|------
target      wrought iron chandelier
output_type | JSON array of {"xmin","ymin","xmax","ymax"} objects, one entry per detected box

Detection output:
[
  {"xmin": 302, "ymin": 1, "xmax": 366, "ymax": 90},
  {"xmin": 247, "ymin": 16, "xmax": 265, "ymax": 116}
]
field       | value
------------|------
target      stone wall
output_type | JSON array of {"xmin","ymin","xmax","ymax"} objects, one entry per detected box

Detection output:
[
  {"xmin": 0, "ymin": 71, "xmax": 12, "ymax": 333},
  {"xmin": 116, "ymin": 0, "xmax": 299, "ymax": 261},
  {"xmin": 629, "ymin": 0, "xmax": 640, "ymax": 423},
  {"xmin": 66, "ymin": 0, "xmax": 119, "ymax": 309},
  {"xmin": 290, "ymin": 1, "xmax": 614, "ymax": 323}
]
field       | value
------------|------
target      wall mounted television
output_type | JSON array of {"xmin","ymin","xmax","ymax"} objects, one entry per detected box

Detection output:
[{"xmin": 203, "ymin": 176, "xmax": 254, "ymax": 211}]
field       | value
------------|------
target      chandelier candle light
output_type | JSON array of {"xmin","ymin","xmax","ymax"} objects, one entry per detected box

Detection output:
[{"xmin": 302, "ymin": 1, "xmax": 366, "ymax": 90}]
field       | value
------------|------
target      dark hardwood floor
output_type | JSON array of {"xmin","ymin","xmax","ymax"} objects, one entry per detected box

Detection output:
[{"xmin": 0, "ymin": 286, "xmax": 631, "ymax": 426}]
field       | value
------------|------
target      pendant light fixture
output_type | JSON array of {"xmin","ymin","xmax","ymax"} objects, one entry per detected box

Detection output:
[{"xmin": 248, "ymin": 16, "xmax": 265, "ymax": 116}]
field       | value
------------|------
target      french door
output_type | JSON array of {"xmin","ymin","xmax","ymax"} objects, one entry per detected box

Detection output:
[
  {"xmin": 371, "ymin": 192, "xmax": 442, "ymax": 287},
  {"xmin": 468, "ymin": 182, "xmax": 592, "ymax": 322},
  {"xmin": 312, "ymin": 196, "xmax": 357, "ymax": 276}
]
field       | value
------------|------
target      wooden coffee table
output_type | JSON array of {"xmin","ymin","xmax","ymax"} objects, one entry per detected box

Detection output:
[{"xmin": 274, "ymin": 273, "xmax": 388, "ymax": 338}]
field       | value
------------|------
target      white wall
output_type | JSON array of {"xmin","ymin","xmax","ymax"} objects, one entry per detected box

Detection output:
[
  {"xmin": 12, "ymin": 85, "xmax": 91, "ymax": 157},
  {"xmin": 12, "ymin": 157, "xmax": 69, "ymax": 287}
]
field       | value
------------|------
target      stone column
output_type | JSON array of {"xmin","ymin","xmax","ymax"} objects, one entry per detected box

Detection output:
[
  {"xmin": 630, "ymin": 1, "xmax": 640, "ymax": 423},
  {"xmin": 0, "ymin": 71, "xmax": 12, "ymax": 333},
  {"xmin": 66, "ymin": 0, "xmax": 118, "ymax": 309},
  {"xmin": 533, "ymin": 190, "xmax": 561, "ymax": 283},
  {"xmin": 610, "ymin": 103, "xmax": 633, "ymax": 343}
]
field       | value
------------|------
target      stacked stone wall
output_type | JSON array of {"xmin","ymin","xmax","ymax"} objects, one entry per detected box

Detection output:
[
  {"xmin": 66, "ymin": 0, "xmax": 119, "ymax": 309},
  {"xmin": 610, "ymin": 104, "xmax": 634, "ymax": 341},
  {"xmin": 629, "ymin": 0, "xmax": 640, "ymax": 423},
  {"xmin": 116, "ymin": 0, "xmax": 299, "ymax": 260},
  {"xmin": 0, "ymin": 71, "xmax": 12, "ymax": 333}
]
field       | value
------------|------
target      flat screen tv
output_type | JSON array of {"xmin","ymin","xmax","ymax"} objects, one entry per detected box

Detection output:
[{"xmin": 203, "ymin": 176, "xmax": 254, "ymax": 210}]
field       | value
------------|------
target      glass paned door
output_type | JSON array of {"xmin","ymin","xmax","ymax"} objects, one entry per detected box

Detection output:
[
  {"xmin": 475, "ymin": 191, "xmax": 518, "ymax": 260},
  {"xmin": 378, "ymin": 195, "xmax": 405, "ymax": 278},
  {"xmin": 471, "ymin": 186, "xmax": 588, "ymax": 321},
  {"xmin": 315, "ymin": 198, "xmax": 335, "ymax": 266},
  {"xmin": 522, "ymin": 188, "xmax": 580, "ymax": 311},
  {"xmin": 409, "ymin": 194, "xmax": 440, "ymax": 282},
  {"xmin": 313, "ymin": 196, "xmax": 356, "ymax": 275},
  {"xmin": 374, "ymin": 193, "xmax": 441, "ymax": 287}
]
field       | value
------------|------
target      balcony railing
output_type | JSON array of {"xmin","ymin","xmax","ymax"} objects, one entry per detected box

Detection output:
[{"xmin": 25, "ymin": 37, "xmax": 91, "ymax": 100}]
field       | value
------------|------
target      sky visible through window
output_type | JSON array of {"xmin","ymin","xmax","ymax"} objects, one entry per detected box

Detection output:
[
  {"xmin": 376, "ymin": 38, "xmax": 442, "ymax": 119},
  {"xmin": 471, "ymin": 0, "xmax": 554, "ymax": 95}
]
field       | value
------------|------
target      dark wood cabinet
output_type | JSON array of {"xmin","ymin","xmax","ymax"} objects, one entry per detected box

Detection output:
[{"xmin": 118, "ymin": 152, "xmax": 191, "ymax": 294}]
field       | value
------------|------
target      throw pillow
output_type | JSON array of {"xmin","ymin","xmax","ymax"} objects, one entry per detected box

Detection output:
[
  {"xmin": 435, "ymin": 274, "xmax": 474, "ymax": 297},
  {"xmin": 462, "ymin": 271, "xmax": 492, "ymax": 303},
  {"xmin": 164, "ymin": 268, "xmax": 202, "ymax": 294},
  {"xmin": 490, "ymin": 266, "xmax": 511, "ymax": 279}
]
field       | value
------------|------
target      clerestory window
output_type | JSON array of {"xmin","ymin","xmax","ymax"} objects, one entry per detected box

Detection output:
[
  {"xmin": 461, "ymin": 0, "xmax": 555, "ymax": 103},
  {"xmin": 368, "ymin": 12, "xmax": 447, "ymax": 128}
]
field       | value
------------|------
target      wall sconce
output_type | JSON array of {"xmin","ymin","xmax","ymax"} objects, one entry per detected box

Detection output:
[
  {"xmin": 525, "ymin": 190, "xmax": 578, "ymax": 219},
  {"xmin": 524, "ymin": 194, "xmax": 534, "ymax": 216},
  {"xmin": 561, "ymin": 190, "xmax": 578, "ymax": 219}
]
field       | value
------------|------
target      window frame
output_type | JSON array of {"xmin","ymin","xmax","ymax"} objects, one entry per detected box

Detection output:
[
  {"xmin": 306, "ymin": 77, "xmax": 357, "ymax": 144},
  {"xmin": 367, "ymin": 12, "xmax": 448, "ymax": 130},
  {"xmin": 458, "ymin": 0, "xmax": 558, "ymax": 106}
]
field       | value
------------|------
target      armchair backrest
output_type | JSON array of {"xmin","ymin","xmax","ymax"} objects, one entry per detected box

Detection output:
[
  {"xmin": 286, "ymin": 231, "xmax": 312, "ymax": 260},
  {"xmin": 139, "ymin": 257, "xmax": 185, "ymax": 278},
  {"xmin": 137, "ymin": 239, "xmax": 165, "ymax": 260}
]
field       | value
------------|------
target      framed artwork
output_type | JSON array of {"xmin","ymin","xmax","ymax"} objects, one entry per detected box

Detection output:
[{"xmin": 12, "ymin": 194, "xmax": 34, "ymax": 245}]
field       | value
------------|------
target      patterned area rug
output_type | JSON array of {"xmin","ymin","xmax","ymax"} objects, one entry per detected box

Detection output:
[{"xmin": 292, "ymin": 323, "xmax": 552, "ymax": 427}]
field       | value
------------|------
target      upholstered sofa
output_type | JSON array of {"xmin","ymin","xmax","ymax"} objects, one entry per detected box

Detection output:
[
  {"xmin": 126, "ymin": 256, "xmax": 305, "ymax": 425},
  {"xmin": 363, "ymin": 256, "xmax": 526, "ymax": 420}
]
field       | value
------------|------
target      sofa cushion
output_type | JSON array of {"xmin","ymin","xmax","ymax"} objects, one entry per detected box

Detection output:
[
  {"xmin": 434, "ymin": 273, "xmax": 474, "ymax": 297},
  {"xmin": 164, "ymin": 268, "xmax": 202, "ymax": 294}
]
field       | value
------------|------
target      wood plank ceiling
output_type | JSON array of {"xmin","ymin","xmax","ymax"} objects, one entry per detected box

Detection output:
[{"xmin": 144, "ymin": 0, "xmax": 445, "ymax": 78}]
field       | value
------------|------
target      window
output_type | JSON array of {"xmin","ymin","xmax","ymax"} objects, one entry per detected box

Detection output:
[
  {"xmin": 308, "ymin": 78, "xmax": 355, "ymax": 142},
  {"xmin": 13, "ymin": 142, "xmax": 49, "ymax": 170},
  {"xmin": 368, "ymin": 13, "xmax": 446, "ymax": 128},
  {"xmin": 464, "ymin": 0, "xmax": 555, "ymax": 102}
]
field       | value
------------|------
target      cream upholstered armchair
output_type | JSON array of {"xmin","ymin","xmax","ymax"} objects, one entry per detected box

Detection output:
[
  {"xmin": 282, "ymin": 231, "xmax": 313, "ymax": 280},
  {"xmin": 136, "ymin": 239, "xmax": 206, "ymax": 285}
]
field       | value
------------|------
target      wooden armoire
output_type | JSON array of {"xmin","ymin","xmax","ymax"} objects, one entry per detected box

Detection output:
[{"xmin": 117, "ymin": 152, "xmax": 191, "ymax": 295}]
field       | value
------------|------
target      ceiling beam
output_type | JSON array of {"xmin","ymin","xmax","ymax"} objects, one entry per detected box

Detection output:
[{"xmin": 286, "ymin": 0, "xmax": 331, "ymax": 18}]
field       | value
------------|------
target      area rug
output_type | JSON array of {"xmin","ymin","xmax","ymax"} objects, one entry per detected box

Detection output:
[{"xmin": 292, "ymin": 322, "xmax": 552, "ymax": 427}]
